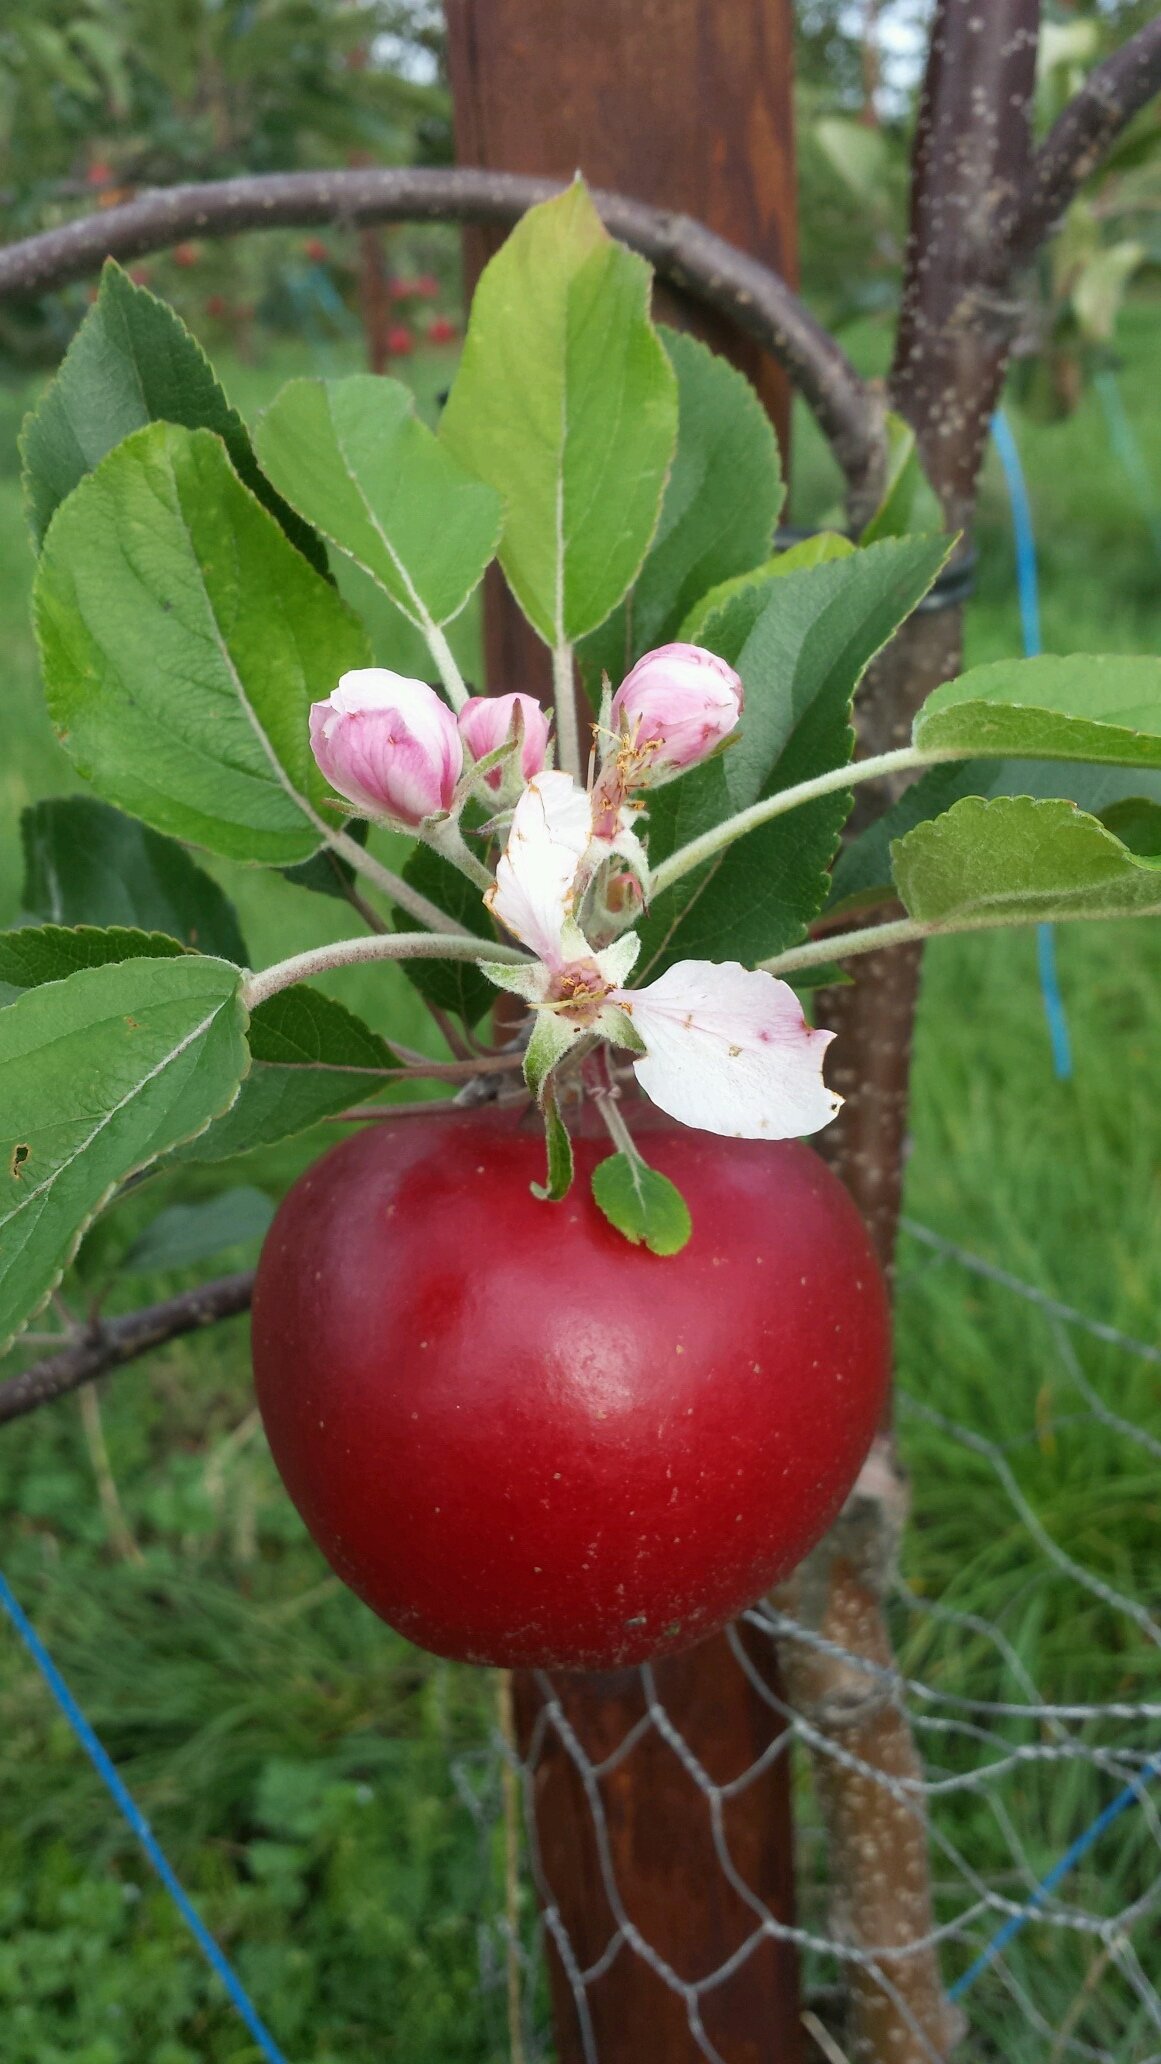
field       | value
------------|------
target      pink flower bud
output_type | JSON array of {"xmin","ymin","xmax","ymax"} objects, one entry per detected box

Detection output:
[
  {"xmin": 458, "ymin": 693, "xmax": 551, "ymax": 790},
  {"xmin": 609, "ymin": 642, "xmax": 744, "ymax": 781},
  {"xmin": 309, "ymin": 669, "xmax": 462, "ymax": 826}
]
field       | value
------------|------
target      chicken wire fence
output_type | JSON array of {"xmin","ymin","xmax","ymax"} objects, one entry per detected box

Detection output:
[{"xmin": 452, "ymin": 1217, "xmax": 1161, "ymax": 2064}]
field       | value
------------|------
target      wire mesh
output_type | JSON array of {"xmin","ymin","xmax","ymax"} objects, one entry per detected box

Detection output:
[{"xmin": 459, "ymin": 1221, "xmax": 1161, "ymax": 2063}]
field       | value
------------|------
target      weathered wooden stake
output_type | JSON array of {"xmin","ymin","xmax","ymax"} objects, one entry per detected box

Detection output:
[{"xmin": 446, "ymin": 5, "xmax": 805, "ymax": 2057}]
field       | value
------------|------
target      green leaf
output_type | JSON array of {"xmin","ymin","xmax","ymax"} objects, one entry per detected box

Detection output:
[
  {"xmin": 530, "ymin": 1082, "xmax": 574, "ymax": 1203},
  {"xmin": 35, "ymin": 422, "xmax": 369, "ymax": 866},
  {"xmin": 829, "ymin": 758, "xmax": 1161, "ymax": 915},
  {"xmin": 20, "ymin": 260, "xmax": 324, "ymax": 569},
  {"xmin": 578, "ymin": 327, "xmax": 782, "ymax": 692},
  {"xmin": 859, "ymin": 413, "xmax": 943, "ymax": 544},
  {"xmin": 678, "ymin": 532, "xmax": 855, "ymax": 643},
  {"xmin": 721, "ymin": 535, "xmax": 953, "ymax": 812},
  {"xmin": 178, "ymin": 987, "xmax": 398, "ymax": 1164},
  {"xmin": 121, "ymin": 1186, "xmax": 274, "ymax": 1274},
  {"xmin": 393, "ymin": 842, "xmax": 495, "ymax": 1030},
  {"xmin": 440, "ymin": 179, "xmax": 678, "ymax": 646},
  {"xmin": 21, "ymin": 797, "xmax": 248, "ymax": 960},
  {"xmin": 254, "ymin": 374, "xmax": 502, "ymax": 630},
  {"xmin": 591, "ymin": 1150, "xmax": 692, "ymax": 1256},
  {"xmin": 0, "ymin": 924, "xmax": 189, "ymax": 991},
  {"xmin": 892, "ymin": 795, "xmax": 1161, "ymax": 929},
  {"xmin": 633, "ymin": 536, "xmax": 951, "ymax": 974},
  {"xmin": 913, "ymin": 655, "xmax": 1161, "ymax": 770},
  {"xmin": 0, "ymin": 955, "xmax": 248, "ymax": 1351}
]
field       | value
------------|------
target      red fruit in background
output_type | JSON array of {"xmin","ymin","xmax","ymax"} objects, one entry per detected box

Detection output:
[
  {"xmin": 386, "ymin": 323, "xmax": 415, "ymax": 356},
  {"xmin": 388, "ymin": 276, "xmax": 416, "ymax": 301},
  {"xmin": 129, "ymin": 267, "xmax": 152, "ymax": 287},
  {"xmin": 303, "ymin": 237, "xmax": 329, "ymax": 264},
  {"xmin": 204, "ymin": 293, "xmax": 228, "ymax": 319},
  {"xmin": 172, "ymin": 242, "xmax": 200, "ymax": 269},
  {"xmin": 427, "ymin": 315, "xmax": 458, "ymax": 344},
  {"xmin": 87, "ymin": 159, "xmax": 114, "ymax": 188},
  {"xmin": 414, "ymin": 271, "xmax": 441, "ymax": 299},
  {"xmin": 252, "ymin": 1110, "xmax": 890, "ymax": 1672}
]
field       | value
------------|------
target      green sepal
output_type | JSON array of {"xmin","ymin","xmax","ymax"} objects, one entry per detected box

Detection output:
[
  {"xmin": 523, "ymin": 1009, "xmax": 582, "ymax": 1100},
  {"xmin": 530, "ymin": 1080, "xmax": 575, "ymax": 1204}
]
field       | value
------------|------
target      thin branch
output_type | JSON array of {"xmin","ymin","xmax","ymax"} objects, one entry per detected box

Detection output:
[
  {"xmin": 0, "ymin": 167, "xmax": 878, "ymax": 497},
  {"xmin": 241, "ymin": 928, "xmax": 528, "ymax": 1011},
  {"xmin": 1007, "ymin": 20, "xmax": 1161, "ymax": 269},
  {"xmin": 0, "ymin": 1273, "xmax": 255, "ymax": 1428}
]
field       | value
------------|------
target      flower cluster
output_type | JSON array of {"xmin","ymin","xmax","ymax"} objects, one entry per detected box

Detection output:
[
  {"xmin": 310, "ymin": 672, "xmax": 550, "ymax": 825},
  {"xmin": 308, "ymin": 646, "xmax": 840, "ymax": 1146}
]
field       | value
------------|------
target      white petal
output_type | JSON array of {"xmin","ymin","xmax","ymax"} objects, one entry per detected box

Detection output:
[
  {"xmin": 618, "ymin": 960, "xmax": 842, "ymax": 1140},
  {"xmin": 485, "ymin": 771, "xmax": 593, "ymax": 968}
]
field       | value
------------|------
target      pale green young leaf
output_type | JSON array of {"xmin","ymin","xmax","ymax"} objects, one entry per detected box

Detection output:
[
  {"xmin": 578, "ymin": 327, "xmax": 782, "ymax": 691},
  {"xmin": 913, "ymin": 655, "xmax": 1161, "ymax": 769},
  {"xmin": 21, "ymin": 259, "xmax": 323, "ymax": 568},
  {"xmin": 892, "ymin": 795, "xmax": 1161, "ymax": 929},
  {"xmin": 829, "ymin": 758, "xmax": 1161, "ymax": 915},
  {"xmin": 178, "ymin": 986, "xmax": 398, "ymax": 1164},
  {"xmin": 859, "ymin": 412, "xmax": 943, "ymax": 544},
  {"xmin": 21, "ymin": 796, "xmax": 248, "ymax": 961},
  {"xmin": 591, "ymin": 1151, "xmax": 692, "ymax": 1256},
  {"xmin": 35, "ymin": 422, "xmax": 369, "ymax": 866},
  {"xmin": 0, "ymin": 955, "xmax": 248, "ymax": 1351},
  {"xmin": 254, "ymin": 375, "xmax": 502, "ymax": 628},
  {"xmin": 440, "ymin": 179, "xmax": 678, "ymax": 645},
  {"xmin": 678, "ymin": 532, "xmax": 854, "ymax": 643}
]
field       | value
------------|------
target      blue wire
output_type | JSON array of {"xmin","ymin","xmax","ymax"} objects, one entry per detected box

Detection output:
[
  {"xmin": 990, "ymin": 409, "xmax": 1073, "ymax": 1081},
  {"xmin": 948, "ymin": 1753, "xmax": 1161, "ymax": 2000},
  {"xmin": 0, "ymin": 1566, "xmax": 290, "ymax": 2064}
]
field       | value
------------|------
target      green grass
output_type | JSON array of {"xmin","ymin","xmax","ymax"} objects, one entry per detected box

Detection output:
[{"xmin": 2, "ymin": 308, "xmax": 1161, "ymax": 2059}]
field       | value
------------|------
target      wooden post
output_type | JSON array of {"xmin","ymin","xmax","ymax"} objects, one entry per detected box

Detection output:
[
  {"xmin": 446, "ymin": 7, "xmax": 805, "ymax": 2058},
  {"xmin": 445, "ymin": 0, "xmax": 798, "ymax": 706}
]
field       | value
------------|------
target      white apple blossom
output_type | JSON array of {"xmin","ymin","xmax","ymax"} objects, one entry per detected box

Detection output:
[{"xmin": 484, "ymin": 771, "xmax": 841, "ymax": 1141}]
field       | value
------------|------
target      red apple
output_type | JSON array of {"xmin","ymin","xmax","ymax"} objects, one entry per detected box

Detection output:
[
  {"xmin": 414, "ymin": 271, "xmax": 441, "ymax": 299},
  {"xmin": 172, "ymin": 241, "xmax": 200, "ymax": 269},
  {"xmin": 251, "ymin": 1109, "xmax": 890, "ymax": 1671},
  {"xmin": 385, "ymin": 323, "xmax": 415, "ymax": 356},
  {"xmin": 427, "ymin": 314, "xmax": 459, "ymax": 345}
]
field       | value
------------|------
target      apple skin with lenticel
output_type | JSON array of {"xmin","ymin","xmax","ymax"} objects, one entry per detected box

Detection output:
[{"xmin": 251, "ymin": 1109, "xmax": 890, "ymax": 1671}]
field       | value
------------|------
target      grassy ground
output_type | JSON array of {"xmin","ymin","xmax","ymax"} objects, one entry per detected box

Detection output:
[{"xmin": 1, "ymin": 304, "xmax": 1160, "ymax": 2060}]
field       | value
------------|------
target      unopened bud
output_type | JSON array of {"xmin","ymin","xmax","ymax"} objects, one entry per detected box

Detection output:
[
  {"xmin": 609, "ymin": 643, "xmax": 743, "ymax": 782},
  {"xmin": 309, "ymin": 669, "xmax": 462, "ymax": 826},
  {"xmin": 458, "ymin": 693, "xmax": 551, "ymax": 792}
]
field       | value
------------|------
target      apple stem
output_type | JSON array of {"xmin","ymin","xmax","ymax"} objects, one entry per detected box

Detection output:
[{"xmin": 242, "ymin": 930, "xmax": 529, "ymax": 1011}]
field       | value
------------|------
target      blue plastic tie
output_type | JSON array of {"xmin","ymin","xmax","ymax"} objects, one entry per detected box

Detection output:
[
  {"xmin": 990, "ymin": 408, "xmax": 1073, "ymax": 1081},
  {"xmin": 0, "ymin": 1565, "xmax": 290, "ymax": 2064},
  {"xmin": 948, "ymin": 1753, "xmax": 1161, "ymax": 2000}
]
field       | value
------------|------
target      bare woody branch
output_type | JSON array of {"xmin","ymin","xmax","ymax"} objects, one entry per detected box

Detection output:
[
  {"xmin": 0, "ymin": 1273, "xmax": 255, "ymax": 1428},
  {"xmin": 0, "ymin": 165, "xmax": 879, "ymax": 499},
  {"xmin": 1007, "ymin": 18, "xmax": 1161, "ymax": 269}
]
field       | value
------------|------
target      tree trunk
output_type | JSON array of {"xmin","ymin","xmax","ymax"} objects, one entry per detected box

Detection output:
[
  {"xmin": 775, "ymin": 9, "xmax": 1043, "ymax": 2058},
  {"xmin": 446, "ymin": 5, "xmax": 806, "ymax": 2057}
]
